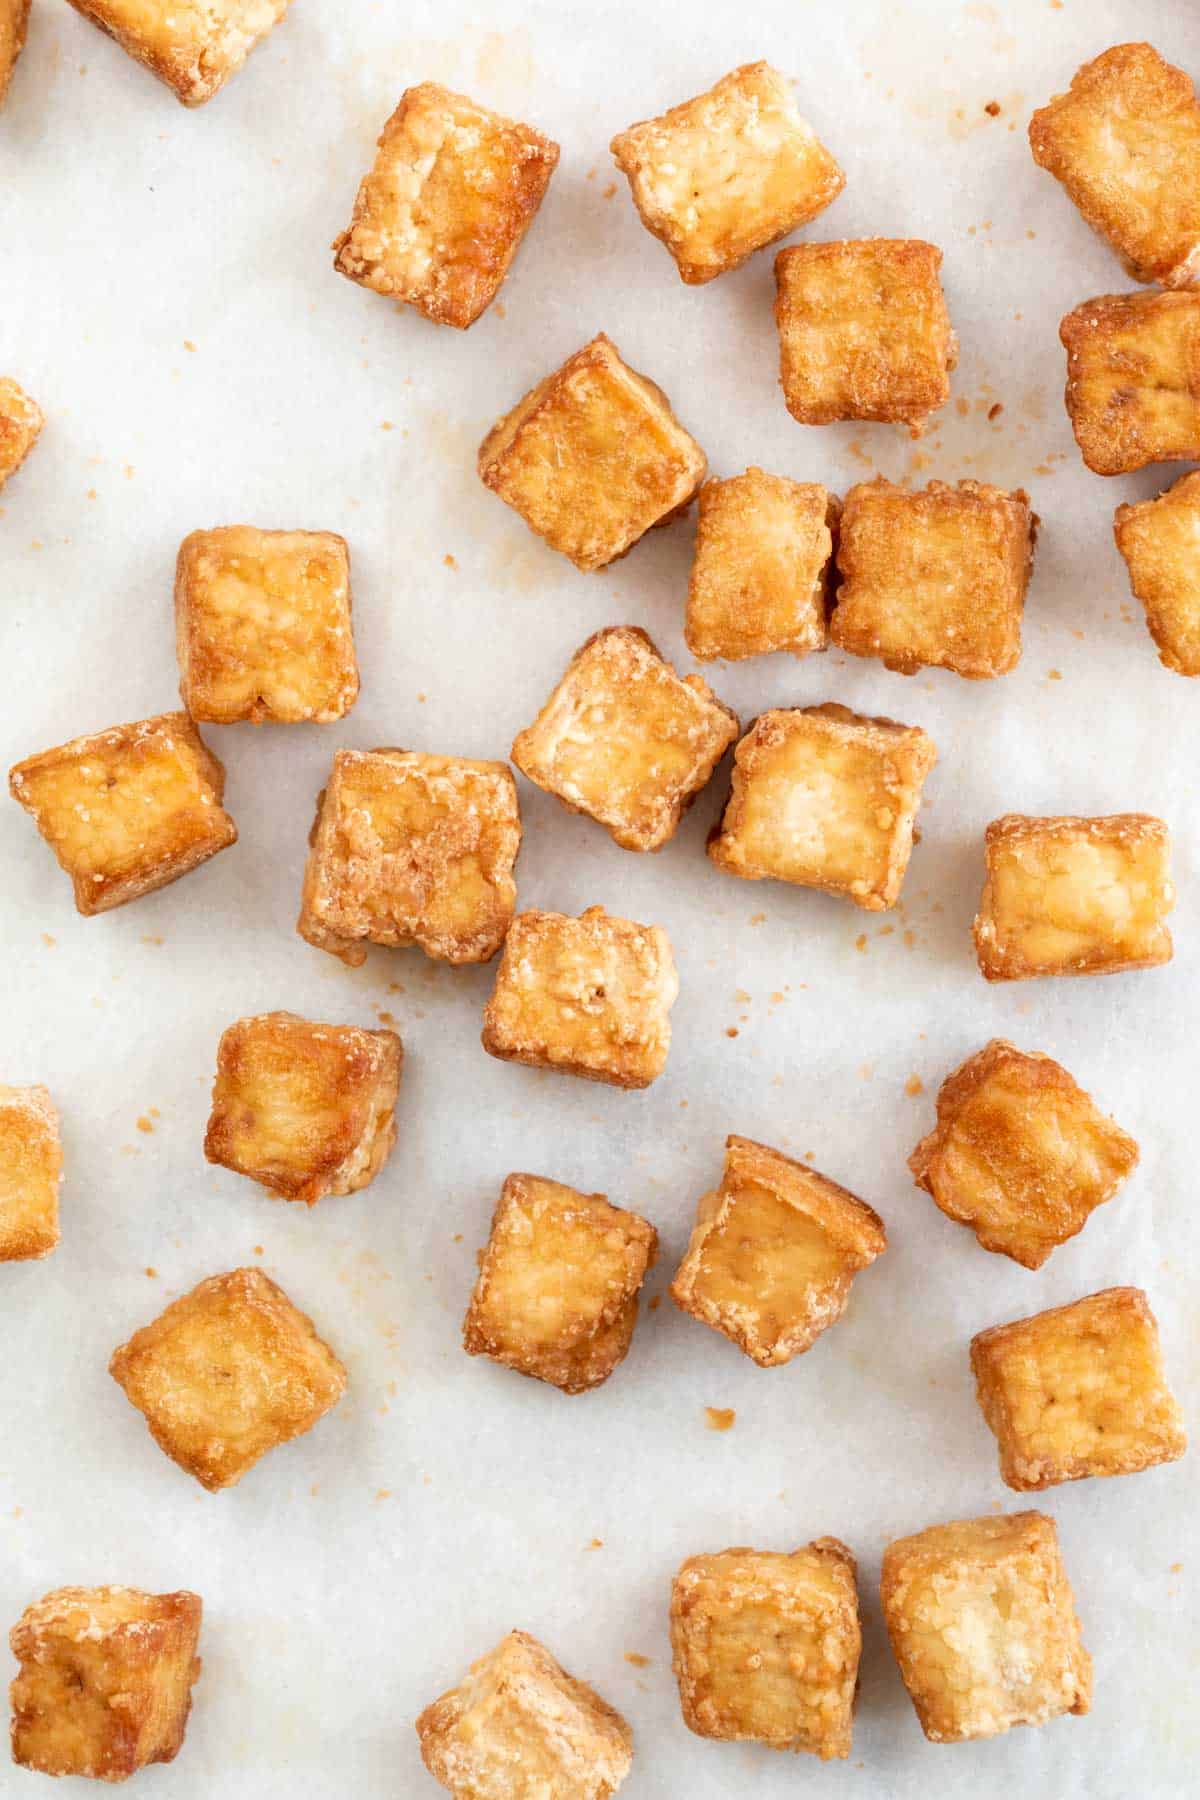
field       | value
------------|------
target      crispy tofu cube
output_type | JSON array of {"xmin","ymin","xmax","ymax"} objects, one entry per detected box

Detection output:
[
  {"xmin": 10, "ymin": 1586, "xmax": 202, "ymax": 1781},
  {"xmin": 481, "ymin": 905, "xmax": 678, "ymax": 1090},
  {"xmin": 332, "ymin": 82, "xmax": 559, "ymax": 329},
  {"xmin": 0, "ymin": 2, "xmax": 31, "ymax": 105},
  {"xmin": 610, "ymin": 62, "xmax": 844, "ymax": 286},
  {"xmin": 670, "ymin": 1540, "xmax": 860, "ymax": 1758},
  {"xmin": 109, "ymin": 1267, "xmax": 346, "ymax": 1491},
  {"xmin": 1060, "ymin": 290, "xmax": 1200, "ymax": 474},
  {"xmin": 416, "ymin": 1629, "xmax": 633, "ymax": 1799},
  {"xmin": 670, "ymin": 1135, "xmax": 886, "ymax": 1367},
  {"xmin": 881, "ymin": 1512, "xmax": 1091, "ymax": 1743},
  {"xmin": 0, "ymin": 1085, "xmax": 62, "ymax": 1262},
  {"xmin": 64, "ymin": 0, "xmax": 292, "ymax": 106},
  {"xmin": 685, "ymin": 469, "xmax": 837, "ymax": 662},
  {"xmin": 0, "ymin": 375, "xmax": 42, "ymax": 489},
  {"xmin": 1114, "ymin": 470, "xmax": 1200, "ymax": 674},
  {"xmin": 974, "ymin": 813, "xmax": 1174, "ymax": 980},
  {"xmin": 9, "ymin": 711, "xmax": 237, "ymax": 916},
  {"xmin": 831, "ymin": 479, "xmax": 1035, "ymax": 678},
  {"xmin": 478, "ymin": 334, "xmax": 707, "ymax": 571},
  {"xmin": 775, "ymin": 239, "xmax": 956, "ymax": 433},
  {"xmin": 297, "ymin": 748, "xmax": 520, "ymax": 967},
  {"xmin": 970, "ymin": 1287, "xmax": 1187, "ymax": 1491}
]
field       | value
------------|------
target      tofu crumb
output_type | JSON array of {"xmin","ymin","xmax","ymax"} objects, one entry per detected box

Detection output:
[{"xmin": 705, "ymin": 1407, "xmax": 736, "ymax": 1432}]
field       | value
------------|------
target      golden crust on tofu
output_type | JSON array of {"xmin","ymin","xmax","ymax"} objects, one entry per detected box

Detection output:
[
  {"xmin": 332, "ymin": 82, "xmax": 559, "ymax": 329},
  {"xmin": 10, "ymin": 1586, "xmax": 202, "ymax": 1782},
  {"xmin": 109, "ymin": 1267, "xmax": 346, "ymax": 1491},
  {"xmin": 670, "ymin": 1135, "xmax": 886, "ymax": 1367},
  {"xmin": 0, "ymin": 1085, "xmax": 62, "ymax": 1262},
  {"xmin": 685, "ymin": 469, "xmax": 837, "ymax": 662},
  {"xmin": 1060, "ymin": 289, "xmax": 1200, "ymax": 474},
  {"xmin": 478, "ymin": 333, "xmax": 707, "ymax": 572},
  {"xmin": 0, "ymin": 375, "xmax": 42, "ymax": 489},
  {"xmin": 9, "ymin": 711, "xmax": 237, "ymax": 916},
  {"xmin": 0, "ymin": 2, "xmax": 31, "ymax": 105},
  {"xmin": 1114, "ymin": 470, "xmax": 1200, "ymax": 673},
  {"xmin": 64, "ymin": 0, "xmax": 293, "ymax": 106},
  {"xmin": 880, "ymin": 1513, "xmax": 1091, "ymax": 1744},
  {"xmin": 974, "ymin": 812, "xmax": 1174, "ymax": 980},
  {"xmin": 970, "ymin": 1287, "xmax": 1187, "ymax": 1491}
]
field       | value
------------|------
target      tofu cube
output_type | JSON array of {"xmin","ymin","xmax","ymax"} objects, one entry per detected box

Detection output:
[
  {"xmin": 685, "ymin": 469, "xmax": 837, "ymax": 662},
  {"xmin": 510, "ymin": 626, "xmax": 738, "ymax": 851},
  {"xmin": 0, "ymin": 2, "xmax": 31, "ymax": 106},
  {"xmin": 670, "ymin": 1135, "xmax": 886, "ymax": 1366},
  {"xmin": 478, "ymin": 334, "xmax": 707, "ymax": 571},
  {"xmin": 64, "ymin": 0, "xmax": 292, "ymax": 106},
  {"xmin": 175, "ymin": 526, "xmax": 358, "ymax": 724},
  {"xmin": 9, "ymin": 711, "xmax": 237, "ymax": 916},
  {"xmin": 970, "ymin": 1287, "xmax": 1187, "ymax": 1491},
  {"xmin": 775, "ymin": 239, "xmax": 957, "ymax": 433},
  {"xmin": 10, "ymin": 1586, "xmax": 202, "ymax": 1781},
  {"xmin": 610, "ymin": 62, "xmax": 844, "ymax": 286},
  {"xmin": 0, "ymin": 1085, "xmax": 62, "ymax": 1262},
  {"xmin": 880, "ymin": 1512, "xmax": 1091, "ymax": 1743},
  {"xmin": 109, "ymin": 1267, "xmax": 346, "ymax": 1491},
  {"xmin": 481, "ymin": 905, "xmax": 678, "ymax": 1090},
  {"xmin": 974, "ymin": 813, "xmax": 1174, "ymax": 980},
  {"xmin": 333, "ymin": 82, "xmax": 559, "ymax": 329},
  {"xmin": 0, "ymin": 375, "xmax": 42, "ymax": 489},
  {"xmin": 1114, "ymin": 470, "xmax": 1200, "ymax": 674},
  {"xmin": 416, "ymin": 1629, "xmax": 633, "ymax": 1799},
  {"xmin": 708, "ymin": 703, "xmax": 936, "ymax": 911},
  {"xmin": 463, "ymin": 1173, "xmax": 658, "ymax": 1394},
  {"xmin": 831, "ymin": 479, "xmax": 1036, "ymax": 678},
  {"xmin": 670, "ymin": 1540, "xmax": 860, "ymax": 1758},
  {"xmin": 297, "ymin": 748, "xmax": 520, "ymax": 967},
  {"xmin": 1060, "ymin": 290, "xmax": 1200, "ymax": 474}
]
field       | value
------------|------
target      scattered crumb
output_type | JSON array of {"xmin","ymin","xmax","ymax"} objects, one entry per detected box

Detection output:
[
  {"xmin": 136, "ymin": 1116, "xmax": 154, "ymax": 1134},
  {"xmin": 855, "ymin": 934, "xmax": 868, "ymax": 953},
  {"xmin": 87, "ymin": 488, "xmax": 97, "ymax": 500},
  {"xmin": 123, "ymin": 465, "xmax": 134, "ymax": 480},
  {"xmin": 387, "ymin": 982, "xmax": 406, "ymax": 995},
  {"xmin": 144, "ymin": 1266, "xmax": 158, "ymax": 1278},
  {"xmin": 375, "ymin": 1009, "xmax": 397, "ymax": 1027},
  {"xmin": 602, "ymin": 182, "xmax": 617, "ymax": 200},
  {"xmin": 749, "ymin": 912, "xmax": 766, "ymax": 926},
  {"xmin": 380, "ymin": 420, "xmax": 394, "ymax": 431},
  {"xmin": 41, "ymin": 933, "xmax": 55, "ymax": 947},
  {"xmin": 955, "ymin": 397, "xmax": 970, "ymax": 417},
  {"xmin": 443, "ymin": 553, "xmax": 458, "ymax": 569},
  {"xmin": 452, "ymin": 1233, "xmax": 463, "ymax": 1244},
  {"xmin": 140, "ymin": 934, "xmax": 164, "ymax": 946},
  {"xmin": 1047, "ymin": 668, "xmax": 1062, "ymax": 681},
  {"xmin": 375, "ymin": 1489, "xmax": 391, "ymax": 1502},
  {"xmin": 183, "ymin": 340, "xmax": 197, "ymax": 352},
  {"xmin": 648, "ymin": 1294, "xmax": 662, "ymax": 1312},
  {"xmin": 624, "ymin": 1652, "xmax": 651, "ymax": 1668},
  {"xmin": 984, "ymin": 100, "xmax": 1001, "ymax": 117},
  {"xmin": 725, "ymin": 1027, "xmax": 738, "ymax": 1039},
  {"xmin": 877, "ymin": 925, "xmax": 894, "ymax": 938},
  {"xmin": 988, "ymin": 402, "xmax": 1003, "ymax": 421},
  {"xmin": 905, "ymin": 1075, "xmax": 924, "ymax": 1097},
  {"xmin": 1170, "ymin": 1562, "xmax": 1183, "ymax": 1573},
  {"xmin": 253, "ymin": 1244, "xmax": 264, "ymax": 1256},
  {"xmin": 417, "ymin": 692, "xmax": 427, "ymax": 703},
  {"xmin": 705, "ymin": 1407, "xmax": 736, "ymax": 1433},
  {"xmin": 586, "ymin": 1537, "xmax": 603, "ymax": 1550},
  {"xmin": 903, "ymin": 930, "xmax": 916, "ymax": 950}
]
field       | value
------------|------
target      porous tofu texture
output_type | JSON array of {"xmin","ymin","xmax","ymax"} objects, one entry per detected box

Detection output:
[
  {"xmin": 1114, "ymin": 470, "xmax": 1200, "ymax": 674},
  {"xmin": 63, "ymin": 0, "xmax": 293, "ymax": 106},
  {"xmin": 0, "ymin": 375, "xmax": 43, "ymax": 488},
  {"xmin": 0, "ymin": 2, "xmax": 31, "ymax": 105},
  {"xmin": 1060, "ymin": 290, "xmax": 1200, "ymax": 475},
  {"xmin": 333, "ymin": 82, "xmax": 559, "ymax": 328},
  {"xmin": 685, "ymin": 470, "xmax": 837, "ymax": 662},
  {"xmin": 0, "ymin": 1085, "xmax": 62, "ymax": 1262},
  {"xmin": 610, "ymin": 61, "xmax": 844, "ymax": 285}
]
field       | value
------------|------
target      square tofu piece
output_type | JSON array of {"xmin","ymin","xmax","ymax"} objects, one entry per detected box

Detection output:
[
  {"xmin": 974, "ymin": 813, "xmax": 1174, "ymax": 980},
  {"xmin": 64, "ymin": 0, "xmax": 292, "ymax": 106},
  {"xmin": 881, "ymin": 1513, "xmax": 1091, "ymax": 1743},
  {"xmin": 971, "ymin": 1287, "xmax": 1187, "ymax": 1490},
  {"xmin": 775, "ymin": 239, "xmax": 956, "ymax": 433},
  {"xmin": 831, "ymin": 479, "xmax": 1035, "ymax": 679},
  {"xmin": 0, "ymin": 1085, "xmax": 62, "ymax": 1262},
  {"xmin": 481, "ymin": 905, "xmax": 678, "ymax": 1090},
  {"xmin": 1114, "ymin": 470, "xmax": 1200, "ymax": 674},
  {"xmin": 297, "ymin": 748, "xmax": 520, "ymax": 967},
  {"xmin": 109, "ymin": 1267, "xmax": 346, "ymax": 1491},
  {"xmin": 10, "ymin": 1586, "xmax": 202, "ymax": 1781},
  {"xmin": 610, "ymin": 62, "xmax": 844, "ymax": 286},
  {"xmin": 708, "ymin": 703, "xmax": 936, "ymax": 911},
  {"xmin": 1060, "ymin": 290, "xmax": 1200, "ymax": 474},
  {"xmin": 416, "ymin": 1629, "xmax": 633, "ymax": 1799},
  {"xmin": 510, "ymin": 626, "xmax": 738, "ymax": 851},
  {"xmin": 175, "ymin": 526, "xmax": 358, "ymax": 724},
  {"xmin": 0, "ymin": 2, "xmax": 31, "ymax": 106},
  {"xmin": 685, "ymin": 469, "xmax": 837, "ymax": 662},
  {"xmin": 463, "ymin": 1173, "xmax": 658, "ymax": 1393},
  {"xmin": 332, "ymin": 82, "xmax": 559, "ymax": 329},
  {"xmin": 9, "ymin": 711, "xmax": 237, "ymax": 916},
  {"xmin": 670, "ymin": 1540, "xmax": 860, "ymax": 1758},
  {"xmin": 670, "ymin": 1135, "xmax": 886, "ymax": 1366},
  {"xmin": 0, "ymin": 375, "xmax": 42, "ymax": 489},
  {"xmin": 478, "ymin": 334, "xmax": 707, "ymax": 571}
]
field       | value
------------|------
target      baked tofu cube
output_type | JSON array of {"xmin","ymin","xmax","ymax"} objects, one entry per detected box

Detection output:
[
  {"xmin": 831, "ymin": 479, "xmax": 1035, "ymax": 679},
  {"xmin": 1114, "ymin": 470, "xmax": 1200, "ymax": 674},
  {"xmin": 708, "ymin": 703, "xmax": 936, "ymax": 911},
  {"xmin": 9, "ymin": 711, "xmax": 237, "ymax": 916},
  {"xmin": 670, "ymin": 1540, "xmax": 860, "ymax": 1758},
  {"xmin": 10, "ymin": 1586, "xmax": 202, "ymax": 1781},
  {"xmin": 416, "ymin": 1629, "xmax": 633, "ymax": 1799},
  {"xmin": 109, "ymin": 1267, "xmax": 346, "ymax": 1491},
  {"xmin": 881, "ymin": 1513, "xmax": 1091, "ymax": 1743},
  {"xmin": 970, "ymin": 1287, "xmax": 1187, "ymax": 1491},
  {"xmin": 0, "ymin": 2, "xmax": 31, "ymax": 106},
  {"xmin": 297, "ymin": 748, "xmax": 520, "ymax": 967},
  {"xmin": 481, "ymin": 905, "xmax": 678, "ymax": 1090},
  {"xmin": 775, "ymin": 239, "xmax": 956, "ymax": 433},
  {"xmin": 0, "ymin": 375, "xmax": 42, "ymax": 489},
  {"xmin": 175, "ymin": 526, "xmax": 358, "ymax": 724},
  {"xmin": 973, "ymin": 813, "xmax": 1174, "ymax": 981},
  {"xmin": 64, "ymin": 0, "xmax": 292, "ymax": 106},
  {"xmin": 685, "ymin": 469, "xmax": 837, "ymax": 662},
  {"xmin": 333, "ymin": 82, "xmax": 559, "ymax": 329},
  {"xmin": 478, "ymin": 334, "xmax": 707, "ymax": 571},
  {"xmin": 670, "ymin": 1135, "xmax": 886, "ymax": 1366},
  {"xmin": 1060, "ymin": 290, "xmax": 1200, "ymax": 474},
  {"xmin": 0, "ymin": 1085, "xmax": 62, "ymax": 1262}
]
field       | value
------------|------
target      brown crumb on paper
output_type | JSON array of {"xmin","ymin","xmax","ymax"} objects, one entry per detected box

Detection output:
[
  {"xmin": 136, "ymin": 1116, "xmax": 154, "ymax": 1134},
  {"xmin": 624, "ymin": 1652, "xmax": 651, "ymax": 1668},
  {"xmin": 905, "ymin": 1075, "xmax": 924, "ymax": 1096},
  {"xmin": 985, "ymin": 101, "xmax": 1001, "ymax": 117},
  {"xmin": 705, "ymin": 1407, "xmax": 736, "ymax": 1433}
]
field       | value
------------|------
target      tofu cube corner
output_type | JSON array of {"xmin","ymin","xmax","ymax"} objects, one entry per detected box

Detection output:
[
  {"xmin": 0, "ymin": 1084, "xmax": 62, "ymax": 1262},
  {"xmin": 1061, "ymin": 290, "xmax": 1200, "ymax": 474},
  {"xmin": 686, "ymin": 469, "xmax": 838, "ymax": 662},
  {"xmin": 63, "ymin": 0, "xmax": 294, "ymax": 106},
  {"xmin": 1114, "ymin": 470, "xmax": 1200, "ymax": 674},
  {"xmin": 0, "ymin": 375, "xmax": 42, "ymax": 488}
]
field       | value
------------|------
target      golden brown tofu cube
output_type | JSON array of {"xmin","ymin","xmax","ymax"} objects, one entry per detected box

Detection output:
[
  {"xmin": 333, "ymin": 82, "xmax": 559, "ymax": 329},
  {"xmin": 1060, "ymin": 289, "xmax": 1200, "ymax": 474},
  {"xmin": 297, "ymin": 748, "xmax": 520, "ymax": 967},
  {"xmin": 64, "ymin": 0, "xmax": 292, "ymax": 106},
  {"xmin": 685, "ymin": 469, "xmax": 837, "ymax": 662},
  {"xmin": 10, "ymin": 1586, "xmax": 202, "ymax": 1781},
  {"xmin": 1114, "ymin": 470, "xmax": 1200, "ymax": 674},
  {"xmin": 0, "ymin": 1085, "xmax": 62, "ymax": 1262},
  {"xmin": 610, "ymin": 62, "xmax": 844, "ymax": 286},
  {"xmin": 974, "ymin": 813, "xmax": 1174, "ymax": 981},
  {"xmin": 0, "ymin": 2, "xmax": 31, "ymax": 105},
  {"xmin": 109, "ymin": 1267, "xmax": 346, "ymax": 1491},
  {"xmin": 478, "ymin": 334, "xmax": 707, "ymax": 572},
  {"xmin": 416, "ymin": 1629, "xmax": 633, "ymax": 1799},
  {"xmin": 175, "ymin": 526, "xmax": 358, "ymax": 725},
  {"xmin": 9, "ymin": 711, "xmax": 237, "ymax": 917},
  {"xmin": 670, "ymin": 1135, "xmax": 886, "ymax": 1367},
  {"xmin": 0, "ymin": 375, "xmax": 42, "ymax": 489},
  {"xmin": 881, "ymin": 1512, "xmax": 1091, "ymax": 1744},
  {"xmin": 971, "ymin": 1287, "xmax": 1187, "ymax": 1491},
  {"xmin": 708, "ymin": 703, "xmax": 936, "ymax": 911},
  {"xmin": 831, "ymin": 479, "xmax": 1035, "ymax": 679},
  {"xmin": 775, "ymin": 239, "xmax": 956, "ymax": 433}
]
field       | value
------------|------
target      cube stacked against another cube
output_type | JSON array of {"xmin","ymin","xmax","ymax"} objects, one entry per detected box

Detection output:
[{"xmin": 685, "ymin": 469, "xmax": 838, "ymax": 662}]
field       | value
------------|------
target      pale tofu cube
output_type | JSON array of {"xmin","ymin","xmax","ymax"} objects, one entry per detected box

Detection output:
[
  {"xmin": 685, "ymin": 469, "xmax": 837, "ymax": 662},
  {"xmin": 0, "ymin": 375, "xmax": 42, "ymax": 488},
  {"xmin": 64, "ymin": 0, "xmax": 293, "ymax": 106},
  {"xmin": 1114, "ymin": 470, "xmax": 1200, "ymax": 674},
  {"xmin": 0, "ymin": 1, "xmax": 31, "ymax": 105},
  {"xmin": 1060, "ymin": 290, "xmax": 1200, "ymax": 474},
  {"xmin": 0, "ymin": 1085, "xmax": 62, "ymax": 1262}
]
